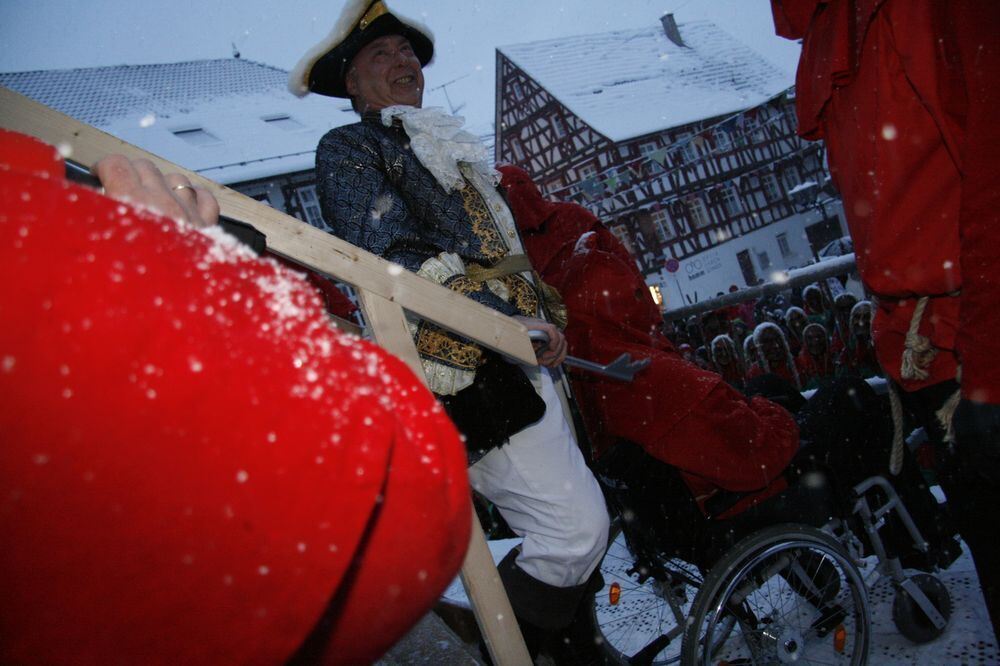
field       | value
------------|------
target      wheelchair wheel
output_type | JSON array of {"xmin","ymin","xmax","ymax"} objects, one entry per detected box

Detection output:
[
  {"xmin": 681, "ymin": 524, "xmax": 870, "ymax": 665},
  {"xmin": 892, "ymin": 573, "xmax": 952, "ymax": 644},
  {"xmin": 591, "ymin": 528, "xmax": 703, "ymax": 664}
]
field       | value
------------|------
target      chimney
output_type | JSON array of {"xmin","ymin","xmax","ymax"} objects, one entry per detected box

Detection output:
[{"xmin": 660, "ymin": 13, "xmax": 686, "ymax": 48}]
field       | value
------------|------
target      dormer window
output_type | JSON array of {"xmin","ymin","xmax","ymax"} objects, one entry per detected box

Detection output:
[
  {"xmin": 171, "ymin": 127, "xmax": 220, "ymax": 146},
  {"xmin": 262, "ymin": 114, "xmax": 305, "ymax": 131}
]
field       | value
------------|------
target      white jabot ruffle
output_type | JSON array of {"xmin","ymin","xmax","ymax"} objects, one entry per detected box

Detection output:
[{"xmin": 381, "ymin": 105, "xmax": 500, "ymax": 193}]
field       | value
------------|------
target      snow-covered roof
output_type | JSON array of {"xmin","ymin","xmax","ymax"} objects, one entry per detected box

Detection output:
[
  {"xmin": 0, "ymin": 59, "xmax": 354, "ymax": 185},
  {"xmin": 786, "ymin": 180, "xmax": 819, "ymax": 196},
  {"xmin": 498, "ymin": 20, "xmax": 793, "ymax": 142}
]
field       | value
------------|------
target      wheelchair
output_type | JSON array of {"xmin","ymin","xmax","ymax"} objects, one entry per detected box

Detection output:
[{"xmin": 587, "ymin": 440, "xmax": 956, "ymax": 665}]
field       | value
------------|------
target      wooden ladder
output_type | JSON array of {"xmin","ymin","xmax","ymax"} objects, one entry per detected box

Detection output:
[{"xmin": 0, "ymin": 86, "xmax": 533, "ymax": 666}]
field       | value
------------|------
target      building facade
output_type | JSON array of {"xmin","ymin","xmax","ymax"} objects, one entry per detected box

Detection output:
[
  {"xmin": 1, "ymin": 58, "xmax": 353, "ymax": 230},
  {"xmin": 496, "ymin": 16, "xmax": 846, "ymax": 310}
]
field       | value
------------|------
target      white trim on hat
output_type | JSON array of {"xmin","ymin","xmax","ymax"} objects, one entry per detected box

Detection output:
[{"xmin": 287, "ymin": 0, "xmax": 435, "ymax": 98}]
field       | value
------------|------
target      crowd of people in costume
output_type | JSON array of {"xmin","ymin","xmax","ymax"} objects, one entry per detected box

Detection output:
[{"xmin": 670, "ymin": 282, "xmax": 882, "ymax": 394}]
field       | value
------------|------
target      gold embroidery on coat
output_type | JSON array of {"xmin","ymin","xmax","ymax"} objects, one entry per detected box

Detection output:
[
  {"xmin": 414, "ymin": 180, "xmax": 544, "ymax": 370},
  {"xmin": 414, "ymin": 275, "xmax": 483, "ymax": 370},
  {"xmin": 415, "ymin": 323, "xmax": 483, "ymax": 370},
  {"xmin": 460, "ymin": 183, "xmax": 507, "ymax": 262},
  {"xmin": 500, "ymin": 274, "xmax": 539, "ymax": 318}
]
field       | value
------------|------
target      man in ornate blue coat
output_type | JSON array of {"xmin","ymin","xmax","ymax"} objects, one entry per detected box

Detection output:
[{"xmin": 288, "ymin": 0, "xmax": 609, "ymax": 656}]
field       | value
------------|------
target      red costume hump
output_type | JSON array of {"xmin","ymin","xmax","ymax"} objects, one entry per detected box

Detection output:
[{"xmin": 0, "ymin": 130, "xmax": 469, "ymax": 664}]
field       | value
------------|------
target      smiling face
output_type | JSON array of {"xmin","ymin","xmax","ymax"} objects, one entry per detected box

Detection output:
[{"xmin": 345, "ymin": 34, "xmax": 424, "ymax": 112}]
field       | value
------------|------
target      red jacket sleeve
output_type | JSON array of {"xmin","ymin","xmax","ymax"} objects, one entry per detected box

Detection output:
[
  {"xmin": 947, "ymin": 2, "xmax": 1000, "ymax": 402},
  {"xmin": 770, "ymin": 0, "xmax": 821, "ymax": 39}
]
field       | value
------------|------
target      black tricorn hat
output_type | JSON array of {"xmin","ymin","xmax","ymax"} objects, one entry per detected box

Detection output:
[{"xmin": 288, "ymin": 0, "xmax": 434, "ymax": 98}]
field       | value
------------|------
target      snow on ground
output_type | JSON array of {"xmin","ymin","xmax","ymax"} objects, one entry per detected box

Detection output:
[{"xmin": 442, "ymin": 534, "xmax": 998, "ymax": 664}]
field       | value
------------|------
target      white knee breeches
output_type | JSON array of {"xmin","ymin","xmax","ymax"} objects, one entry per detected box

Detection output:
[{"xmin": 468, "ymin": 368, "xmax": 609, "ymax": 587}]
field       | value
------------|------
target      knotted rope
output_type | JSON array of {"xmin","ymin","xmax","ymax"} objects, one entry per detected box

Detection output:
[
  {"xmin": 900, "ymin": 296, "xmax": 936, "ymax": 381},
  {"xmin": 888, "ymin": 295, "xmax": 961, "ymax": 474},
  {"xmin": 936, "ymin": 366, "xmax": 963, "ymax": 444}
]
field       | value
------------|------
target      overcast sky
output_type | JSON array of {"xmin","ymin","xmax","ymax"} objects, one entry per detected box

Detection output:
[{"xmin": 0, "ymin": 0, "xmax": 800, "ymax": 132}]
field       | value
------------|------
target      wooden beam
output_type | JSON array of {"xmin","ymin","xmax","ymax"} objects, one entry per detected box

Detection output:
[
  {"xmin": 356, "ymin": 290, "xmax": 424, "ymax": 379},
  {"xmin": 460, "ymin": 511, "xmax": 532, "ymax": 665},
  {"xmin": 357, "ymin": 289, "xmax": 531, "ymax": 666},
  {"xmin": 0, "ymin": 86, "xmax": 536, "ymax": 368}
]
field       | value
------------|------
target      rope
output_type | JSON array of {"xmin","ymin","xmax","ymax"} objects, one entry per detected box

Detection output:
[
  {"xmin": 889, "ymin": 296, "xmax": 934, "ymax": 474},
  {"xmin": 900, "ymin": 296, "xmax": 937, "ymax": 381},
  {"xmin": 889, "ymin": 295, "xmax": 962, "ymax": 470},
  {"xmin": 936, "ymin": 366, "xmax": 963, "ymax": 444},
  {"xmin": 888, "ymin": 382, "xmax": 906, "ymax": 476}
]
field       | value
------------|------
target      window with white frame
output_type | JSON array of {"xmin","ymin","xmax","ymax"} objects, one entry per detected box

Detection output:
[
  {"xmin": 721, "ymin": 187, "xmax": 743, "ymax": 216},
  {"xmin": 687, "ymin": 196, "xmax": 711, "ymax": 229},
  {"xmin": 776, "ymin": 232, "xmax": 793, "ymax": 258},
  {"xmin": 510, "ymin": 137, "xmax": 525, "ymax": 161},
  {"xmin": 610, "ymin": 225, "xmax": 634, "ymax": 253},
  {"xmin": 551, "ymin": 114, "xmax": 567, "ymax": 139},
  {"xmin": 762, "ymin": 174, "xmax": 782, "ymax": 201},
  {"xmin": 714, "ymin": 129, "xmax": 732, "ymax": 151},
  {"xmin": 757, "ymin": 250, "xmax": 772, "ymax": 271},
  {"xmin": 572, "ymin": 163, "xmax": 597, "ymax": 196},
  {"xmin": 677, "ymin": 132, "xmax": 699, "ymax": 162},
  {"xmin": 640, "ymin": 140, "xmax": 663, "ymax": 172},
  {"xmin": 782, "ymin": 167, "xmax": 802, "ymax": 190},
  {"xmin": 651, "ymin": 208, "xmax": 675, "ymax": 242},
  {"xmin": 296, "ymin": 185, "xmax": 324, "ymax": 226}
]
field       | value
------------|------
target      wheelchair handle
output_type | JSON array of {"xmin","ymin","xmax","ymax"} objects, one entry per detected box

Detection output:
[{"xmin": 527, "ymin": 330, "xmax": 649, "ymax": 382}]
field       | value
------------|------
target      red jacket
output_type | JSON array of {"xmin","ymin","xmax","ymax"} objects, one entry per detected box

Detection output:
[
  {"xmin": 747, "ymin": 359, "xmax": 800, "ymax": 391},
  {"xmin": 796, "ymin": 349, "xmax": 835, "ymax": 388},
  {"xmin": 498, "ymin": 164, "xmax": 633, "ymax": 287},
  {"xmin": 0, "ymin": 130, "xmax": 470, "ymax": 664},
  {"xmin": 772, "ymin": 0, "xmax": 1000, "ymax": 401},
  {"xmin": 501, "ymin": 168, "xmax": 798, "ymax": 516}
]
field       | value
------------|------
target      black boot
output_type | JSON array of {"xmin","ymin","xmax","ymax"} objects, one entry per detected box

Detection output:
[
  {"xmin": 496, "ymin": 549, "xmax": 608, "ymax": 665},
  {"xmin": 544, "ymin": 568, "xmax": 608, "ymax": 666},
  {"xmin": 476, "ymin": 554, "xmax": 582, "ymax": 664}
]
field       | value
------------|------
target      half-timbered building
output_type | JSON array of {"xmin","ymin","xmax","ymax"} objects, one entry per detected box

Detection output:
[{"xmin": 496, "ymin": 15, "xmax": 847, "ymax": 309}]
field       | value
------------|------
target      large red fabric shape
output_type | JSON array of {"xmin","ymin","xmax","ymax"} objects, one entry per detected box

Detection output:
[
  {"xmin": 499, "ymin": 167, "xmax": 798, "ymax": 513},
  {"xmin": 771, "ymin": 0, "xmax": 1000, "ymax": 402},
  {"xmin": 0, "ymin": 130, "xmax": 470, "ymax": 664},
  {"xmin": 498, "ymin": 165, "xmax": 633, "ymax": 288},
  {"xmin": 559, "ymin": 250, "xmax": 799, "ymax": 510}
]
